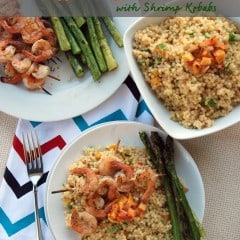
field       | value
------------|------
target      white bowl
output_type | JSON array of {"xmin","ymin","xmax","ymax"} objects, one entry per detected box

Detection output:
[
  {"xmin": 45, "ymin": 121, "xmax": 205, "ymax": 239},
  {"xmin": 123, "ymin": 16, "xmax": 240, "ymax": 140}
]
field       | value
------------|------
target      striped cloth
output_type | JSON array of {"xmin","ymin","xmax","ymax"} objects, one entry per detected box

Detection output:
[{"xmin": 0, "ymin": 76, "xmax": 154, "ymax": 240}]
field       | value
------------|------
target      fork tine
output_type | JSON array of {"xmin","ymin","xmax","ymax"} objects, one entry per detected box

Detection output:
[
  {"xmin": 31, "ymin": 131, "xmax": 43, "ymax": 169},
  {"xmin": 22, "ymin": 133, "xmax": 28, "ymax": 163},
  {"xmin": 27, "ymin": 132, "xmax": 35, "ymax": 169},
  {"xmin": 22, "ymin": 131, "xmax": 42, "ymax": 170},
  {"xmin": 22, "ymin": 132, "xmax": 31, "ymax": 168}
]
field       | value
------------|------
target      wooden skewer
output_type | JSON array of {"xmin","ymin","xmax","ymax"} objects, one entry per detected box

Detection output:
[
  {"xmin": 41, "ymin": 87, "xmax": 52, "ymax": 95},
  {"xmin": 54, "ymin": 56, "xmax": 62, "ymax": 63},
  {"xmin": 49, "ymin": 58, "xmax": 57, "ymax": 64},
  {"xmin": 48, "ymin": 74, "xmax": 60, "ymax": 81},
  {"xmin": 51, "ymin": 189, "xmax": 72, "ymax": 194},
  {"xmin": 114, "ymin": 139, "xmax": 121, "ymax": 154},
  {"xmin": 50, "ymin": 56, "xmax": 62, "ymax": 64}
]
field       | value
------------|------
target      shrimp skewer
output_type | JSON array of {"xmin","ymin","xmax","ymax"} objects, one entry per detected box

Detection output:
[
  {"xmin": 1, "ymin": 73, "xmax": 52, "ymax": 95},
  {"xmin": 0, "ymin": 17, "xmax": 58, "ymax": 93},
  {"xmin": 2, "ymin": 62, "xmax": 52, "ymax": 94}
]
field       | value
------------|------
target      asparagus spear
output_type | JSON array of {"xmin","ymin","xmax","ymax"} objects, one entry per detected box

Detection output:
[
  {"xmin": 74, "ymin": 17, "xmax": 86, "ymax": 28},
  {"xmin": 64, "ymin": 16, "xmax": 101, "ymax": 81},
  {"xmin": 102, "ymin": 17, "xmax": 123, "ymax": 47},
  {"xmin": 151, "ymin": 133, "xmax": 202, "ymax": 240},
  {"xmin": 65, "ymin": 51, "xmax": 84, "ymax": 78},
  {"xmin": 151, "ymin": 132, "xmax": 188, "ymax": 239},
  {"xmin": 50, "ymin": 17, "xmax": 71, "ymax": 52},
  {"xmin": 86, "ymin": 17, "xmax": 107, "ymax": 73},
  {"xmin": 93, "ymin": 17, "xmax": 118, "ymax": 71},
  {"xmin": 60, "ymin": 18, "xmax": 81, "ymax": 55},
  {"xmin": 166, "ymin": 136, "xmax": 203, "ymax": 239},
  {"xmin": 139, "ymin": 132, "xmax": 182, "ymax": 240}
]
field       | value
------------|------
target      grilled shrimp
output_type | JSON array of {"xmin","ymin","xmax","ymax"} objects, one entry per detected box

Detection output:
[
  {"xmin": 1, "ymin": 61, "xmax": 22, "ymax": 84},
  {"xmin": 0, "ymin": 40, "xmax": 16, "ymax": 63},
  {"xmin": 11, "ymin": 53, "xmax": 32, "ymax": 73},
  {"xmin": 22, "ymin": 39, "xmax": 54, "ymax": 62},
  {"xmin": 20, "ymin": 17, "xmax": 44, "ymax": 44},
  {"xmin": 85, "ymin": 193, "xmax": 107, "ymax": 219},
  {"xmin": 42, "ymin": 28, "xmax": 57, "ymax": 47},
  {"xmin": 1, "ymin": 61, "xmax": 21, "ymax": 84},
  {"xmin": 34, "ymin": 17, "xmax": 57, "ymax": 46},
  {"xmin": 22, "ymin": 74, "xmax": 45, "ymax": 90},
  {"xmin": 71, "ymin": 209, "xmax": 97, "ymax": 237},
  {"xmin": 99, "ymin": 157, "xmax": 134, "ymax": 178},
  {"xmin": 71, "ymin": 167, "xmax": 98, "ymax": 196},
  {"xmin": 4, "ymin": 61, "xmax": 15, "ymax": 76},
  {"xmin": 0, "ymin": 27, "xmax": 13, "ymax": 40},
  {"xmin": 114, "ymin": 171, "xmax": 135, "ymax": 193},
  {"xmin": 97, "ymin": 176, "xmax": 119, "ymax": 201},
  {"xmin": 31, "ymin": 63, "xmax": 50, "ymax": 79},
  {"xmin": 0, "ymin": 17, "xmax": 26, "ymax": 34},
  {"xmin": 135, "ymin": 168, "xmax": 157, "ymax": 203}
]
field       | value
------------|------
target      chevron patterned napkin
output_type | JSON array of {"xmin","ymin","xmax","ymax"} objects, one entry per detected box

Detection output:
[{"xmin": 0, "ymin": 76, "xmax": 154, "ymax": 240}]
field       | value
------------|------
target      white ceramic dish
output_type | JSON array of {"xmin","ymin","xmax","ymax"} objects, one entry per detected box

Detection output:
[
  {"xmin": 0, "ymin": 17, "xmax": 137, "ymax": 122},
  {"xmin": 124, "ymin": 16, "xmax": 240, "ymax": 140},
  {"xmin": 45, "ymin": 121, "xmax": 205, "ymax": 240}
]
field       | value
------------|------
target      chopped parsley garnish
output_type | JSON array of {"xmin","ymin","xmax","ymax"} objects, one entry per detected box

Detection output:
[
  {"xmin": 189, "ymin": 32, "xmax": 195, "ymax": 38},
  {"xmin": 156, "ymin": 43, "xmax": 168, "ymax": 50},
  {"xmin": 202, "ymin": 32, "xmax": 210, "ymax": 38},
  {"xmin": 67, "ymin": 203, "xmax": 73, "ymax": 209},
  {"xmin": 221, "ymin": 62, "xmax": 231, "ymax": 74},
  {"xmin": 137, "ymin": 59, "xmax": 146, "ymax": 65},
  {"xmin": 207, "ymin": 99, "xmax": 216, "ymax": 107},
  {"xmin": 107, "ymin": 225, "xmax": 120, "ymax": 234},
  {"xmin": 229, "ymin": 32, "xmax": 237, "ymax": 42},
  {"xmin": 154, "ymin": 57, "xmax": 162, "ymax": 64},
  {"xmin": 200, "ymin": 98, "xmax": 206, "ymax": 107},
  {"xmin": 200, "ymin": 98, "xmax": 216, "ymax": 108}
]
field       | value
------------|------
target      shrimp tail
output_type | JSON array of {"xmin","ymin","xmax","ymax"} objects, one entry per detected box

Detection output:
[
  {"xmin": 22, "ymin": 49, "xmax": 53, "ymax": 63},
  {"xmin": 0, "ymin": 20, "xmax": 20, "ymax": 33},
  {"xmin": 111, "ymin": 160, "xmax": 134, "ymax": 178},
  {"xmin": 1, "ymin": 74, "xmax": 22, "ymax": 84},
  {"xmin": 71, "ymin": 209, "xmax": 83, "ymax": 234}
]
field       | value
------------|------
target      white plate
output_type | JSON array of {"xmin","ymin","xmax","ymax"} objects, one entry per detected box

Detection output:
[
  {"xmin": 45, "ymin": 121, "xmax": 205, "ymax": 240},
  {"xmin": 124, "ymin": 16, "xmax": 240, "ymax": 140},
  {"xmin": 0, "ymin": 17, "xmax": 137, "ymax": 122}
]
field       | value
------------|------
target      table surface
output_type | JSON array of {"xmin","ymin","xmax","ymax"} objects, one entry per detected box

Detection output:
[{"xmin": 1, "ymin": 111, "xmax": 240, "ymax": 240}]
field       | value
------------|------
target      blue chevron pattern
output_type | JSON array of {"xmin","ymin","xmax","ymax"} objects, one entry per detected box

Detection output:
[
  {"xmin": 73, "ymin": 109, "xmax": 127, "ymax": 131},
  {"xmin": 30, "ymin": 121, "xmax": 42, "ymax": 127},
  {"xmin": 136, "ymin": 99, "xmax": 152, "ymax": 117},
  {"xmin": 0, "ymin": 207, "xmax": 46, "ymax": 237}
]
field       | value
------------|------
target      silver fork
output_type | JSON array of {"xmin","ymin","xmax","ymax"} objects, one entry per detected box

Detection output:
[{"xmin": 22, "ymin": 131, "xmax": 43, "ymax": 240}]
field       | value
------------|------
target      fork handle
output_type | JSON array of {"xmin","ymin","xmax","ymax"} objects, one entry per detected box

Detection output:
[{"xmin": 33, "ymin": 185, "xmax": 43, "ymax": 240}]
